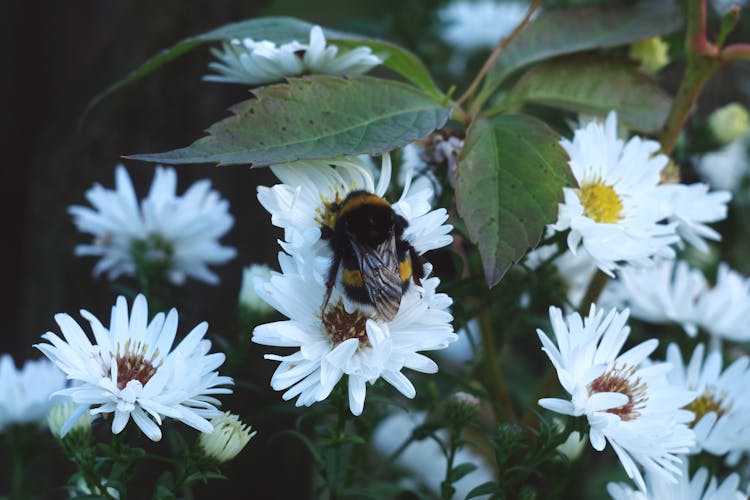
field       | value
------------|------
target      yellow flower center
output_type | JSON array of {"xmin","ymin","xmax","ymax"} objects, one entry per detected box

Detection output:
[
  {"xmin": 588, "ymin": 365, "xmax": 647, "ymax": 421},
  {"xmin": 579, "ymin": 182, "xmax": 623, "ymax": 223},
  {"xmin": 685, "ymin": 387, "xmax": 729, "ymax": 427}
]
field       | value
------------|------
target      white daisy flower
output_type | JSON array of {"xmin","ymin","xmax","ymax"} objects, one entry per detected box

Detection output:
[
  {"xmin": 607, "ymin": 459, "xmax": 745, "ymax": 500},
  {"xmin": 666, "ymin": 343, "xmax": 750, "ymax": 457},
  {"xmin": 537, "ymin": 305, "xmax": 696, "ymax": 492},
  {"xmin": 0, "ymin": 355, "xmax": 66, "ymax": 430},
  {"xmin": 204, "ymin": 25, "xmax": 382, "ymax": 86},
  {"xmin": 252, "ymin": 250, "xmax": 456, "ymax": 415},
  {"xmin": 553, "ymin": 112, "xmax": 679, "ymax": 276},
  {"xmin": 372, "ymin": 409, "xmax": 495, "ymax": 498},
  {"xmin": 602, "ymin": 259, "xmax": 706, "ymax": 337},
  {"xmin": 696, "ymin": 263, "xmax": 750, "ymax": 342},
  {"xmin": 256, "ymin": 154, "xmax": 453, "ymax": 260},
  {"xmin": 35, "ymin": 294, "xmax": 233, "ymax": 441},
  {"xmin": 695, "ymin": 136, "xmax": 749, "ymax": 192},
  {"xmin": 437, "ymin": 0, "xmax": 531, "ymax": 52},
  {"xmin": 69, "ymin": 165, "xmax": 236, "ymax": 285},
  {"xmin": 239, "ymin": 263, "xmax": 275, "ymax": 316},
  {"xmin": 660, "ymin": 183, "xmax": 731, "ymax": 252}
]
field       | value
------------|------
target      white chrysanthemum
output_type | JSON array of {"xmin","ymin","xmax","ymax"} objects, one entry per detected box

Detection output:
[
  {"xmin": 372, "ymin": 410, "xmax": 495, "ymax": 498},
  {"xmin": 553, "ymin": 112, "xmax": 679, "ymax": 276},
  {"xmin": 0, "ymin": 355, "xmax": 66, "ymax": 430},
  {"xmin": 696, "ymin": 264, "xmax": 750, "ymax": 342},
  {"xmin": 69, "ymin": 165, "xmax": 236, "ymax": 285},
  {"xmin": 437, "ymin": 0, "xmax": 530, "ymax": 52},
  {"xmin": 257, "ymin": 154, "xmax": 453, "ymax": 261},
  {"xmin": 204, "ymin": 25, "xmax": 382, "ymax": 85},
  {"xmin": 608, "ymin": 459, "xmax": 745, "ymax": 500},
  {"xmin": 603, "ymin": 259, "xmax": 706, "ymax": 337},
  {"xmin": 239, "ymin": 263, "xmax": 275, "ymax": 316},
  {"xmin": 253, "ymin": 250, "xmax": 456, "ymax": 415},
  {"xmin": 695, "ymin": 135, "xmax": 749, "ymax": 191},
  {"xmin": 524, "ymin": 243, "xmax": 598, "ymax": 307},
  {"xmin": 538, "ymin": 306, "xmax": 696, "ymax": 492},
  {"xmin": 660, "ymin": 183, "xmax": 730, "ymax": 252},
  {"xmin": 199, "ymin": 412, "xmax": 256, "ymax": 463},
  {"xmin": 35, "ymin": 295, "xmax": 233, "ymax": 441},
  {"xmin": 667, "ymin": 343, "xmax": 750, "ymax": 457}
]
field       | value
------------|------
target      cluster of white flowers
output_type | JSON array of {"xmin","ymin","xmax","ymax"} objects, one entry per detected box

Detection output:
[
  {"xmin": 604, "ymin": 259, "xmax": 750, "ymax": 342},
  {"xmin": 0, "ymin": 355, "xmax": 66, "ymax": 431},
  {"xmin": 538, "ymin": 305, "xmax": 697, "ymax": 492},
  {"xmin": 437, "ymin": 0, "xmax": 531, "ymax": 52},
  {"xmin": 251, "ymin": 153, "xmax": 457, "ymax": 415},
  {"xmin": 36, "ymin": 294, "xmax": 233, "ymax": 441},
  {"xmin": 552, "ymin": 112, "xmax": 730, "ymax": 276},
  {"xmin": 205, "ymin": 25, "xmax": 383, "ymax": 86},
  {"xmin": 70, "ymin": 165, "xmax": 236, "ymax": 285}
]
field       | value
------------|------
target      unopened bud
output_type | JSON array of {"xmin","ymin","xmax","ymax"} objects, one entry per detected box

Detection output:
[
  {"xmin": 629, "ymin": 37, "xmax": 670, "ymax": 74},
  {"xmin": 709, "ymin": 103, "xmax": 750, "ymax": 145},
  {"xmin": 239, "ymin": 264, "xmax": 274, "ymax": 316},
  {"xmin": 199, "ymin": 412, "xmax": 256, "ymax": 463},
  {"xmin": 48, "ymin": 402, "xmax": 91, "ymax": 438}
]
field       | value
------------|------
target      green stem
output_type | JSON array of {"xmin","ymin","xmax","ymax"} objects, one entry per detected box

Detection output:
[
  {"xmin": 12, "ymin": 450, "xmax": 26, "ymax": 500},
  {"xmin": 478, "ymin": 309, "xmax": 516, "ymax": 422},
  {"xmin": 579, "ymin": 270, "xmax": 610, "ymax": 313},
  {"xmin": 455, "ymin": 0, "xmax": 542, "ymax": 112}
]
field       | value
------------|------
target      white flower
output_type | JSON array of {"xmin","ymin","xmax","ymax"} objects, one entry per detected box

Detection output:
[
  {"xmin": 252, "ymin": 251, "xmax": 456, "ymax": 415},
  {"xmin": 660, "ymin": 183, "xmax": 730, "ymax": 252},
  {"xmin": 199, "ymin": 412, "xmax": 256, "ymax": 463},
  {"xmin": 35, "ymin": 295, "xmax": 233, "ymax": 441},
  {"xmin": 256, "ymin": 154, "xmax": 453, "ymax": 260},
  {"xmin": 667, "ymin": 343, "xmax": 750, "ymax": 457},
  {"xmin": 437, "ymin": 0, "xmax": 531, "ymax": 52},
  {"xmin": 48, "ymin": 401, "xmax": 91, "ymax": 438},
  {"xmin": 696, "ymin": 263, "xmax": 750, "ymax": 342},
  {"xmin": 69, "ymin": 165, "xmax": 236, "ymax": 285},
  {"xmin": 553, "ymin": 112, "xmax": 679, "ymax": 276},
  {"xmin": 608, "ymin": 459, "xmax": 745, "ymax": 500},
  {"xmin": 695, "ymin": 135, "xmax": 749, "ymax": 192},
  {"xmin": 204, "ymin": 25, "xmax": 382, "ymax": 85},
  {"xmin": 0, "ymin": 355, "xmax": 66, "ymax": 430},
  {"xmin": 239, "ymin": 263, "xmax": 275, "ymax": 316},
  {"xmin": 537, "ymin": 305, "xmax": 696, "ymax": 492},
  {"xmin": 372, "ymin": 410, "xmax": 495, "ymax": 498},
  {"xmin": 603, "ymin": 259, "xmax": 706, "ymax": 337}
]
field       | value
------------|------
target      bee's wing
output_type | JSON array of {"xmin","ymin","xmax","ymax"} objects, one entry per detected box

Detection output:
[{"xmin": 351, "ymin": 235, "xmax": 402, "ymax": 321}]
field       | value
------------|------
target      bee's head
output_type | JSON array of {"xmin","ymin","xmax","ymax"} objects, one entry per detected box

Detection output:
[{"xmin": 339, "ymin": 191, "xmax": 395, "ymax": 246}]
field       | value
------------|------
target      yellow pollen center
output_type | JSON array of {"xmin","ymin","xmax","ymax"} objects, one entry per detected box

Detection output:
[
  {"xmin": 314, "ymin": 183, "xmax": 357, "ymax": 230},
  {"xmin": 588, "ymin": 365, "xmax": 647, "ymax": 421},
  {"xmin": 685, "ymin": 388, "xmax": 729, "ymax": 427},
  {"xmin": 579, "ymin": 182, "xmax": 623, "ymax": 223},
  {"xmin": 321, "ymin": 303, "xmax": 369, "ymax": 347}
]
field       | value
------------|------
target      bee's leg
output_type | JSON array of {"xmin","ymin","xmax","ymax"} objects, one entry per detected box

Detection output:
[
  {"xmin": 409, "ymin": 245, "xmax": 425, "ymax": 285},
  {"xmin": 322, "ymin": 253, "xmax": 342, "ymax": 311},
  {"xmin": 394, "ymin": 214, "xmax": 409, "ymax": 238}
]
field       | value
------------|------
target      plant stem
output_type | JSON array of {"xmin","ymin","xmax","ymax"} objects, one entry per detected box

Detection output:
[
  {"xmin": 454, "ymin": 0, "xmax": 542, "ymax": 111},
  {"xmin": 478, "ymin": 308, "xmax": 516, "ymax": 423},
  {"xmin": 579, "ymin": 270, "xmax": 610, "ymax": 313}
]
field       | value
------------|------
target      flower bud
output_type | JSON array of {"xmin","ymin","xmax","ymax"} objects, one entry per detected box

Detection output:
[
  {"xmin": 239, "ymin": 264, "xmax": 274, "ymax": 317},
  {"xmin": 709, "ymin": 103, "xmax": 750, "ymax": 145},
  {"xmin": 628, "ymin": 37, "xmax": 670, "ymax": 73},
  {"xmin": 47, "ymin": 402, "xmax": 91, "ymax": 438},
  {"xmin": 199, "ymin": 412, "xmax": 256, "ymax": 463}
]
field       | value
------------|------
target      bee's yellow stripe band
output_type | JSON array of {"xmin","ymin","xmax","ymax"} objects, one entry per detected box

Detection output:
[
  {"xmin": 338, "ymin": 193, "xmax": 391, "ymax": 217},
  {"xmin": 399, "ymin": 258, "xmax": 412, "ymax": 282},
  {"xmin": 342, "ymin": 268, "xmax": 364, "ymax": 287}
]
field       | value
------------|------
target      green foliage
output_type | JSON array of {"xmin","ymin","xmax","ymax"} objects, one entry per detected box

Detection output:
[
  {"xmin": 455, "ymin": 114, "xmax": 574, "ymax": 286},
  {"xmin": 503, "ymin": 54, "xmax": 672, "ymax": 133},
  {"xmin": 478, "ymin": 0, "xmax": 682, "ymax": 105},
  {"xmin": 130, "ymin": 75, "xmax": 450, "ymax": 166}
]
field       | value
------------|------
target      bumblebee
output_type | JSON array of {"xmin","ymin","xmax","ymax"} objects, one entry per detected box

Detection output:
[{"xmin": 321, "ymin": 190, "xmax": 424, "ymax": 321}]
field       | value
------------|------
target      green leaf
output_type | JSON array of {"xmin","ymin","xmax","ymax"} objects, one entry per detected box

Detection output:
[
  {"xmin": 503, "ymin": 54, "xmax": 672, "ymax": 133},
  {"xmin": 466, "ymin": 481, "xmax": 498, "ymax": 498},
  {"xmin": 130, "ymin": 75, "xmax": 451, "ymax": 166},
  {"xmin": 449, "ymin": 462, "xmax": 478, "ymax": 482},
  {"xmin": 483, "ymin": 0, "xmax": 682, "ymax": 92},
  {"xmin": 455, "ymin": 114, "xmax": 574, "ymax": 287},
  {"xmin": 83, "ymin": 17, "xmax": 441, "ymax": 122}
]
